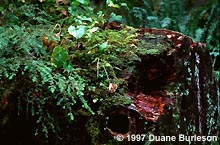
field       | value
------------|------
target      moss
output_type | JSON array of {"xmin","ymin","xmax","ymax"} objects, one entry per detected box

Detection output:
[
  {"xmin": 136, "ymin": 42, "xmax": 167, "ymax": 55},
  {"xmin": 86, "ymin": 118, "xmax": 101, "ymax": 145},
  {"xmin": 136, "ymin": 33, "xmax": 168, "ymax": 56},
  {"xmin": 97, "ymin": 94, "xmax": 132, "ymax": 116}
]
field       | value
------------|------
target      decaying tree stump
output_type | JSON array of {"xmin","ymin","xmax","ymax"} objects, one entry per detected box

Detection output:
[{"xmin": 100, "ymin": 28, "xmax": 218, "ymax": 145}]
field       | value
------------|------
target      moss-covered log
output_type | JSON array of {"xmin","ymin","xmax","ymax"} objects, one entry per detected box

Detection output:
[
  {"xmin": 86, "ymin": 28, "xmax": 219, "ymax": 145},
  {"xmin": 0, "ymin": 23, "xmax": 218, "ymax": 145}
]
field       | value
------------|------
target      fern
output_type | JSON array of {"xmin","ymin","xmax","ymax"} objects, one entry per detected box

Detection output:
[{"xmin": 0, "ymin": 3, "xmax": 94, "ymax": 139}]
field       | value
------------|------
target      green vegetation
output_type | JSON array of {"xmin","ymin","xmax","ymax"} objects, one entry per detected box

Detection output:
[
  {"xmin": 119, "ymin": 0, "xmax": 219, "ymax": 78},
  {"xmin": 0, "ymin": 0, "xmax": 219, "ymax": 144}
]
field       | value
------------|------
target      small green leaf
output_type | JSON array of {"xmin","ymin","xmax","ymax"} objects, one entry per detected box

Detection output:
[
  {"xmin": 49, "ymin": 86, "xmax": 56, "ymax": 93},
  {"xmin": 89, "ymin": 27, "xmax": 99, "ymax": 33},
  {"xmin": 68, "ymin": 26, "xmax": 76, "ymax": 37},
  {"xmin": 161, "ymin": 17, "xmax": 171, "ymax": 28},
  {"xmin": 109, "ymin": 12, "xmax": 123, "ymax": 23},
  {"xmin": 92, "ymin": 98, "xmax": 99, "ymax": 103},
  {"xmin": 76, "ymin": 0, "xmax": 89, "ymax": 5},
  {"xmin": 105, "ymin": 62, "xmax": 111, "ymax": 67},
  {"xmin": 99, "ymin": 41, "xmax": 108, "ymax": 53},
  {"xmin": 68, "ymin": 25, "xmax": 86, "ymax": 39},
  {"xmin": 68, "ymin": 112, "xmax": 74, "ymax": 121},
  {"xmin": 77, "ymin": 15, "xmax": 92, "ymax": 22},
  {"xmin": 57, "ymin": 98, "xmax": 64, "ymax": 105},
  {"xmin": 106, "ymin": 0, "xmax": 120, "ymax": 8},
  {"xmin": 120, "ymin": 3, "xmax": 128, "ymax": 8},
  {"xmin": 51, "ymin": 46, "xmax": 68, "ymax": 68}
]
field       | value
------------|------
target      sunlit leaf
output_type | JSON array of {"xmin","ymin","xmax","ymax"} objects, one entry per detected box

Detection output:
[
  {"xmin": 106, "ymin": 0, "xmax": 120, "ymax": 8},
  {"xmin": 68, "ymin": 25, "xmax": 86, "ymax": 39},
  {"xmin": 105, "ymin": 62, "xmax": 111, "ymax": 67},
  {"xmin": 92, "ymin": 98, "xmax": 99, "ymax": 103},
  {"xmin": 89, "ymin": 27, "xmax": 99, "ymax": 33}
]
